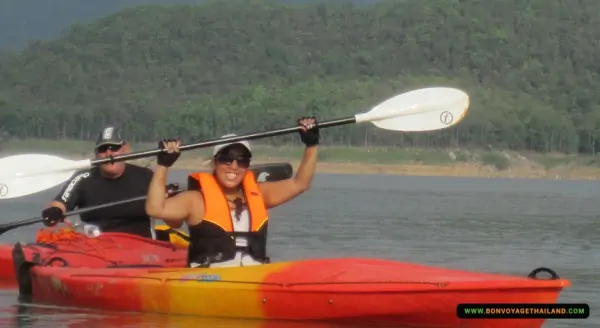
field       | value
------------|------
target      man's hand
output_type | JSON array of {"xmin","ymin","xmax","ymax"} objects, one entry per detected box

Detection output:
[{"xmin": 41, "ymin": 206, "xmax": 65, "ymax": 227}]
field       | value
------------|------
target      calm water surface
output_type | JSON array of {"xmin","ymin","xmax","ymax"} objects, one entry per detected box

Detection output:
[{"xmin": 0, "ymin": 172, "xmax": 597, "ymax": 327}]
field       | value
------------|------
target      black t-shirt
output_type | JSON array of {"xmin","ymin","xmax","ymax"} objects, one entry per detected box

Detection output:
[{"xmin": 54, "ymin": 163, "xmax": 154, "ymax": 238}]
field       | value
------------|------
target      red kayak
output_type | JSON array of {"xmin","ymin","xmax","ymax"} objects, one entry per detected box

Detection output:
[
  {"xmin": 21, "ymin": 257, "xmax": 570, "ymax": 327},
  {"xmin": 0, "ymin": 238, "xmax": 185, "ymax": 285},
  {"xmin": 4, "ymin": 226, "xmax": 188, "ymax": 290}
]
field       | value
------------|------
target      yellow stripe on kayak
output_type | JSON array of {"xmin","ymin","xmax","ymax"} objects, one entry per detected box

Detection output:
[{"xmin": 137, "ymin": 263, "xmax": 291, "ymax": 318}]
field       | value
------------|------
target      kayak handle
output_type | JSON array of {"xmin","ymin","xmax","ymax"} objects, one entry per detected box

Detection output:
[{"xmin": 527, "ymin": 267, "xmax": 560, "ymax": 280}]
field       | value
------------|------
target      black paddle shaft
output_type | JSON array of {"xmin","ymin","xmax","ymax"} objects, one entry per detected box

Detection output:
[
  {"xmin": 90, "ymin": 117, "xmax": 356, "ymax": 166},
  {"xmin": 0, "ymin": 194, "xmax": 158, "ymax": 235}
]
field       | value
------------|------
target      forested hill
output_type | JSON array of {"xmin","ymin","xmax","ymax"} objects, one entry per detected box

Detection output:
[
  {"xmin": 0, "ymin": 0, "xmax": 379, "ymax": 50},
  {"xmin": 0, "ymin": 0, "xmax": 205, "ymax": 51},
  {"xmin": 0, "ymin": 0, "xmax": 598, "ymax": 154}
]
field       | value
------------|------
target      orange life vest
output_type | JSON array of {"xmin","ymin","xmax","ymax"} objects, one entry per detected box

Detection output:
[
  {"xmin": 185, "ymin": 171, "xmax": 270, "ymax": 266},
  {"xmin": 189, "ymin": 171, "xmax": 268, "ymax": 233}
]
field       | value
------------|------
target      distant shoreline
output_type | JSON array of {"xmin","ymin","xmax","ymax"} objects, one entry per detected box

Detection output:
[
  {"xmin": 166, "ymin": 156, "xmax": 600, "ymax": 181},
  {"xmin": 3, "ymin": 138, "xmax": 600, "ymax": 181}
]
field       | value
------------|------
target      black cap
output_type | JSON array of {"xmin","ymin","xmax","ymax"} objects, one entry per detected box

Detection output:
[{"xmin": 94, "ymin": 126, "xmax": 125, "ymax": 149}]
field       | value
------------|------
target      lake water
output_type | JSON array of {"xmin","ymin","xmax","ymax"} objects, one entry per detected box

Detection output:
[{"xmin": 0, "ymin": 171, "xmax": 596, "ymax": 327}]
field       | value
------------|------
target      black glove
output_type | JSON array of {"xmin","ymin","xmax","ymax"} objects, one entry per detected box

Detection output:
[
  {"xmin": 42, "ymin": 206, "xmax": 65, "ymax": 227},
  {"xmin": 165, "ymin": 183, "xmax": 180, "ymax": 196},
  {"xmin": 157, "ymin": 139, "xmax": 181, "ymax": 167},
  {"xmin": 298, "ymin": 116, "xmax": 319, "ymax": 147}
]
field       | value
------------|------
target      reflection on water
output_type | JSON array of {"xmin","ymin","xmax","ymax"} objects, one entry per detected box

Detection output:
[{"xmin": 4, "ymin": 297, "xmax": 374, "ymax": 328}]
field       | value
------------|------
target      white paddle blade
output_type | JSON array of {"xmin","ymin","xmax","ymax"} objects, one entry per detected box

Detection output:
[
  {"xmin": 354, "ymin": 87, "xmax": 470, "ymax": 132},
  {"xmin": 0, "ymin": 154, "xmax": 91, "ymax": 199}
]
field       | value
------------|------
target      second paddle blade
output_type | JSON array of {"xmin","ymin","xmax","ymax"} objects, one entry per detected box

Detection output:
[
  {"xmin": 251, "ymin": 162, "xmax": 294, "ymax": 182},
  {"xmin": 0, "ymin": 154, "xmax": 86, "ymax": 200}
]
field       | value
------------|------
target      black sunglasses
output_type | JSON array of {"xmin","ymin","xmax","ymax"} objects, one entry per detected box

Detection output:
[
  {"xmin": 96, "ymin": 144, "xmax": 123, "ymax": 153},
  {"xmin": 215, "ymin": 154, "xmax": 251, "ymax": 168}
]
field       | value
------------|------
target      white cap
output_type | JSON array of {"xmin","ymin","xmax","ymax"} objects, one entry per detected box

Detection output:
[{"xmin": 212, "ymin": 133, "xmax": 252, "ymax": 156}]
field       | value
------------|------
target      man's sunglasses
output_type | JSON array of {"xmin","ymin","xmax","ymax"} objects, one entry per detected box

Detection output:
[
  {"xmin": 96, "ymin": 144, "xmax": 123, "ymax": 153},
  {"xmin": 215, "ymin": 154, "xmax": 251, "ymax": 168}
]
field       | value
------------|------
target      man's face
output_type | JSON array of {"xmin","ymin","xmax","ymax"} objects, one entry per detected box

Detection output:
[{"xmin": 95, "ymin": 143, "xmax": 129, "ymax": 177}]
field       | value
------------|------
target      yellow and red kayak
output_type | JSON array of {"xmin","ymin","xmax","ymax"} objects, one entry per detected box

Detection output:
[{"xmin": 24, "ymin": 257, "xmax": 569, "ymax": 327}]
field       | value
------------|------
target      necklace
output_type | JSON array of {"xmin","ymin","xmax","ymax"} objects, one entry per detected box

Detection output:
[{"xmin": 227, "ymin": 196, "xmax": 246, "ymax": 221}]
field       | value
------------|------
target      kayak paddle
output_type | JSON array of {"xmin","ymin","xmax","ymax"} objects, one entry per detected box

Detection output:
[
  {"xmin": 0, "ymin": 162, "xmax": 294, "ymax": 235},
  {"xmin": 0, "ymin": 86, "xmax": 469, "ymax": 200}
]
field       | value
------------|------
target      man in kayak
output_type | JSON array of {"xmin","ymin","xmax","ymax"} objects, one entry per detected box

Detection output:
[
  {"xmin": 145, "ymin": 117, "xmax": 319, "ymax": 268},
  {"xmin": 41, "ymin": 126, "xmax": 181, "ymax": 238}
]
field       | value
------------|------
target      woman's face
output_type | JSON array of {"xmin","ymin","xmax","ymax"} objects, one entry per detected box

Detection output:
[{"xmin": 212, "ymin": 144, "xmax": 251, "ymax": 190}]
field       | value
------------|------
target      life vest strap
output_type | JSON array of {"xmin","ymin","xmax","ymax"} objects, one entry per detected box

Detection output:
[{"xmin": 229, "ymin": 231, "xmax": 253, "ymax": 238}]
